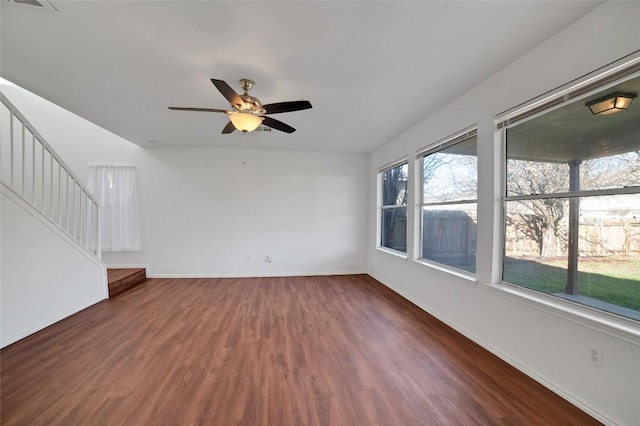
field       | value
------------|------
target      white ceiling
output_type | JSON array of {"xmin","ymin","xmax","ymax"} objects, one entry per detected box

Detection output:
[{"xmin": 0, "ymin": 1, "xmax": 602, "ymax": 154}]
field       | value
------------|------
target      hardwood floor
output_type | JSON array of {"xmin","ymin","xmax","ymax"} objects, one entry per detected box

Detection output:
[{"xmin": 1, "ymin": 275, "xmax": 599, "ymax": 425}]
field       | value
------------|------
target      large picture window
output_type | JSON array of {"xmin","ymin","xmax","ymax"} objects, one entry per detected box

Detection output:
[
  {"xmin": 380, "ymin": 162, "xmax": 408, "ymax": 253},
  {"xmin": 419, "ymin": 129, "xmax": 477, "ymax": 273},
  {"xmin": 502, "ymin": 72, "xmax": 640, "ymax": 321}
]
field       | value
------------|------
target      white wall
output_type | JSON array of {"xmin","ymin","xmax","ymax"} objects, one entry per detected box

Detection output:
[
  {"xmin": 0, "ymin": 84, "xmax": 369, "ymax": 277},
  {"xmin": 1, "ymin": 188, "xmax": 107, "ymax": 347},
  {"xmin": 368, "ymin": 2, "xmax": 640, "ymax": 425},
  {"xmin": 3, "ymin": 1, "xmax": 637, "ymax": 422}
]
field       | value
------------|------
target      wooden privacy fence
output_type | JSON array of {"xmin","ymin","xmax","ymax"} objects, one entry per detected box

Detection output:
[
  {"xmin": 579, "ymin": 219, "xmax": 640, "ymax": 257},
  {"xmin": 505, "ymin": 218, "xmax": 640, "ymax": 258},
  {"xmin": 422, "ymin": 210, "xmax": 476, "ymax": 259}
]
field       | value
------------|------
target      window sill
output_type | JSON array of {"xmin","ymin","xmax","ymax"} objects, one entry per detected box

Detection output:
[
  {"xmin": 488, "ymin": 282, "xmax": 640, "ymax": 344},
  {"xmin": 411, "ymin": 259, "xmax": 477, "ymax": 287},
  {"xmin": 375, "ymin": 247, "xmax": 408, "ymax": 260}
]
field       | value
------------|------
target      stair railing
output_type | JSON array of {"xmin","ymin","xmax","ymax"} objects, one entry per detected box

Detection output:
[{"xmin": 0, "ymin": 92, "xmax": 101, "ymax": 259}]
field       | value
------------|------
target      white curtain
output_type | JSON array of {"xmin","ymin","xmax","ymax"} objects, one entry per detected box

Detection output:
[{"xmin": 88, "ymin": 165, "xmax": 141, "ymax": 252}]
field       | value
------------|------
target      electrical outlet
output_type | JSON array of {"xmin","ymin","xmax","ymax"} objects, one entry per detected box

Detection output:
[{"xmin": 588, "ymin": 347, "xmax": 603, "ymax": 367}]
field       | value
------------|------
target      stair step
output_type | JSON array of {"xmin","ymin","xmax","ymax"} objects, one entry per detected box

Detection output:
[{"xmin": 107, "ymin": 268, "xmax": 147, "ymax": 298}]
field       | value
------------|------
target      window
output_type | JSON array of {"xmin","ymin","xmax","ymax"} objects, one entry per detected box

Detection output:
[
  {"xmin": 88, "ymin": 165, "xmax": 141, "ymax": 252},
  {"xmin": 380, "ymin": 162, "xmax": 408, "ymax": 253},
  {"xmin": 419, "ymin": 129, "xmax": 477, "ymax": 273},
  {"xmin": 502, "ymin": 70, "xmax": 640, "ymax": 322}
]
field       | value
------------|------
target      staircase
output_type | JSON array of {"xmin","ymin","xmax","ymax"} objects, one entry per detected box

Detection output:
[
  {"xmin": 0, "ymin": 92, "xmax": 101, "ymax": 256},
  {"xmin": 107, "ymin": 268, "xmax": 147, "ymax": 297},
  {"xmin": 1, "ymin": 89, "xmax": 108, "ymax": 348}
]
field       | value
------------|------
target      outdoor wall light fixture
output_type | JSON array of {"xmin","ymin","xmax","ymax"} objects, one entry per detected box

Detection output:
[
  {"xmin": 586, "ymin": 92, "xmax": 637, "ymax": 116},
  {"xmin": 229, "ymin": 112, "xmax": 263, "ymax": 132}
]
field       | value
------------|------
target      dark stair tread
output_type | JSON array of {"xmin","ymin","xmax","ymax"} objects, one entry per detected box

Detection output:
[{"xmin": 107, "ymin": 268, "xmax": 147, "ymax": 298}]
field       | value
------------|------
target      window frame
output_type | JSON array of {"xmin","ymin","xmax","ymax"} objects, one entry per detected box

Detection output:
[
  {"xmin": 494, "ymin": 51, "xmax": 640, "ymax": 337},
  {"xmin": 378, "ymin": 159, "xmax": 409, "ymax": 256},
  {"xmin": 417, "ymin": 126, "xmax": 478, "ymax": 275}
]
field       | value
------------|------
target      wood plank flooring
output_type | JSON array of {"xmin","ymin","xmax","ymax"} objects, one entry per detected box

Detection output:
[{"xmin": 0, "ymin": 275, "xmax": 599, "ymax": 425}]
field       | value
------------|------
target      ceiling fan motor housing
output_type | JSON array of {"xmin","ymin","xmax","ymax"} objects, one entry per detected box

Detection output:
[
  {"xmin": 240, "ymin": 94, "xmax": 265, "ymax": 114},
  {"xmin": 238, "ymin": 79, "xmax": 266, "ymax": 113}
]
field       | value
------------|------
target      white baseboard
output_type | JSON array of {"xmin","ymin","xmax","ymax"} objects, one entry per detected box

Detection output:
[
  {"xmin": 103, "ymin": 263, "xmax": 365, "ymax": 279},
  {"xmin": 147, "ymin": 270, "xmax": 367, "ymax": 279}
]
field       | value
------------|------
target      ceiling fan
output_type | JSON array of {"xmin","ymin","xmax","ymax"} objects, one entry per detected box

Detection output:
[{"xmin": 169, "ymin": 78, "xmax": 312, "ymax": 134}]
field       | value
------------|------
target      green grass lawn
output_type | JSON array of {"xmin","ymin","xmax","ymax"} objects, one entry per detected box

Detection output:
[{"xmin": 503, "ymin": 257, "xmax": 640, "ymax": 311}]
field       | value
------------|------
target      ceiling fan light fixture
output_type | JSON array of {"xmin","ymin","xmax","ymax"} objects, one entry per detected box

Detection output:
[
  {"xmin": 586, "ymin": 92, "xmax": 636, "ymax": 115},
  {"xmin": 230, "ymin": 112, "xmax": 263, "ymax": 132},
  {"xmin": 170, "ymin": 78, "xmax": 311, "ymax": 134}
]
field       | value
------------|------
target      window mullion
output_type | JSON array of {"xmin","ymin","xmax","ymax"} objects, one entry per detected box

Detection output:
[
  {"xmin": 506, "ymin": 185, "xmax": 640, "ymax": 202},
  {"xmin": 422, "ymin": 198, "xmax": 478, "ymax": 207}
]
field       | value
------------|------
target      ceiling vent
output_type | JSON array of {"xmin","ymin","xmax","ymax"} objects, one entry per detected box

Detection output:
[{"xmin": 3, "ymin": 0, "xmax": 57, "ymax": 12}]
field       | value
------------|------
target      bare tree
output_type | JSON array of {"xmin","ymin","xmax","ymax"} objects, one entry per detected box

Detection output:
[
  {"xmin": 507, "ymin": 160, "xmax": 569, "ymax": 257},
  {"xmin": 422, "ymin": 154, "xmax": 442, "ymax": 188},
  {"xmin": 581, "ymin": 151, "xmax": 640, "ymax": 188},
  {"xmin": 507, "ymin": 153, "xmax": 640, "ymax": 258}
]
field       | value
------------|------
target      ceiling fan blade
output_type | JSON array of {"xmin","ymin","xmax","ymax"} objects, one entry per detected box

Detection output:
[
  {"xmin": 168, "ymin": 107, "xmax": 230, "ymax": 113},
  {"xmin": 211, "ymin": 79, "xmax": 244, "ymax": 109},
  {"xmin": 261, "ymin": 116, "xmax": 296, "ymax": 133},
  {"xmin": 263, "ymin": 100, "xmax": 312, "ymax": 114},
  {"xmin": 222, "ymin": 121, "xmax": 236, "ymax": 134}
]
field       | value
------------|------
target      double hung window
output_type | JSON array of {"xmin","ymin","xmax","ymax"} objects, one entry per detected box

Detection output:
[
  {"xmin": 501, "ymin": 69, "xmax": 640, "ymax": 321},
  {"xmin": 380, "ymin": 162, "xmax": 408, "ymax": 253},
  {"xmin": 419, "ymin": 129, "xmax": 478, "ymax": 273}
]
